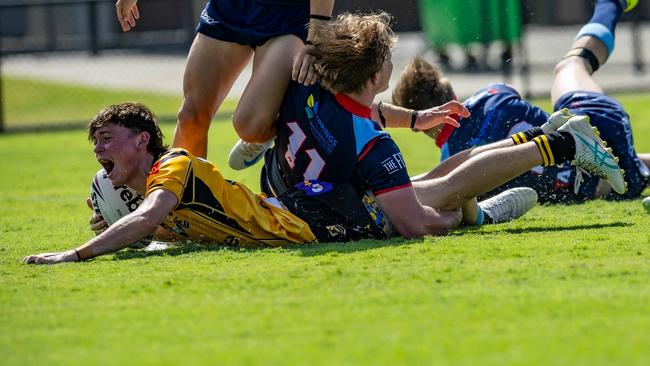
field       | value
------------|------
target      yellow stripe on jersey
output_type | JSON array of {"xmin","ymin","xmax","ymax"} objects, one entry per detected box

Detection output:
[{"xmin": 145, "ymin": 148, "xmax": 316, "ymax": 247}]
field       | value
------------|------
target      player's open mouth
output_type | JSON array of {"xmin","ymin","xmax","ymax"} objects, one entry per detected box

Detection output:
[{"xmin": 98, "ymin": 159, "xmax": 114, "ymax": 175}]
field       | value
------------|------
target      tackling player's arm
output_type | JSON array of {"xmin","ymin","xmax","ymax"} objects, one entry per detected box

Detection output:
[
  {"xmin": 292, "ymin": 0, "xmax": 336, "ymax": 85},
  {"xmin": 23, "ymin": 189, "xmax": 178, "ymax": 265},
  {"xmin": 375, "ymin": 187, "xmax": 462, "ymax": 238},
  {"xmin": 371, "ymin": 100, "xmax": 468, "ymax": 130},
  {"xmin": 358, "ymin": 137, "xmax": 462, "ymax": 237}
]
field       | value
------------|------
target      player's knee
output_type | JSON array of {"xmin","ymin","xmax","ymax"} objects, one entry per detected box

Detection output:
[
  {"xmin": 232, "ymin": 109, "xmax": 275, "ymax": 143},
  {"xmin": 177, "ymin": 106, "xmax": 212, "ymax": 134}
]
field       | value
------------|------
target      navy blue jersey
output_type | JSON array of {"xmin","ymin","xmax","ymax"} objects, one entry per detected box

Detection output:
[
  {"xmin": 263, "ymin": 82, "xmax": 412, "ymax": 197},
  {"xmin": 443, "ymin": 83, "xmax": 648, "ymax": 202},
  {"xmin": 442, "ymin": 83, "xmax": 548, "ymax": 159},
  {"xmin": 261, "ymin": 82, "xmax": 410, "ymax": 241}
]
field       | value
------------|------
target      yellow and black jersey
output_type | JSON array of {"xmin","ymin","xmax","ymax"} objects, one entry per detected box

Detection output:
[{"xmin": 145, "ymin": 148, "xmax": 316, "ymax": 247}]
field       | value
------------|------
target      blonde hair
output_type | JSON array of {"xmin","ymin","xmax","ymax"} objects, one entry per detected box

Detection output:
[
  {"xmin": 392, "ymin": 57, "xmax": 455, "ymax": 110},
  {"xmin": 311, "ymin": 12, "xmax": 397, "ymax": 94}
]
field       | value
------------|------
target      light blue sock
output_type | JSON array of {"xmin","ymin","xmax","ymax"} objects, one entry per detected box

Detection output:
[{"xmin": 475, "ymin": 208, "xmax": 485, "ymax": 226}]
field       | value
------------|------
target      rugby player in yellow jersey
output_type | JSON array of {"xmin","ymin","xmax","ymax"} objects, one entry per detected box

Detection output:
[{"xmin": 24, "ymin": 102, "xmax": 316, "ymax": 265}]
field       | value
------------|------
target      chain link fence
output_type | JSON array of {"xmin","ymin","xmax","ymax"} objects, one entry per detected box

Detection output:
[{"xmin": 1, "ymin": 0, "xmax": 649, "ymax": 132}]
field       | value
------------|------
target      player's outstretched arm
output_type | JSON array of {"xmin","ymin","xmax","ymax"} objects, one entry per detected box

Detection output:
[
  {"xmin": 23, "ymin": 190, "xmax": 178, "ymax": 265},
  {"xmin": 116, "ymin": 0, "xmax": 140, "ymax": 32},
  {"xmin": 372, "ymin": 100, "xmax": 468, "ymax": 130},
  {"xmin": 374, "ymin": 186, "xmax": 462, "ymax": 238}
]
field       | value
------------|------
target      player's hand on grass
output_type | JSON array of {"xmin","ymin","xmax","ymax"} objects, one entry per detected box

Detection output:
[
  {"xmin": 292, "ymin": 44, "xmax": 319, "ymax": 85},
  {"xmin": 86, "ymin": 198, "xmax": 108, "ymax": 236},
  {"xmin": 116, "ymin": 0, "xmax": 140, "ymax": 32},
  {"xmin": 23, "ymin": 250, "xmax": 79, "ymax": 265},
  {"xmin": 413, "ymin": 101, "xmax": 470, "ymax": 131}
]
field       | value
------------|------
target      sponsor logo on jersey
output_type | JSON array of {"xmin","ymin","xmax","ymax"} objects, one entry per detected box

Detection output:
[
  {"xmin": 296, "ymin": 180, "xmax": 333, "ymax": 196},
  {"xmin": 149, "ymin": 161, "xmax": 161, "ymax": 175},
  {"xmin": 305, "ymin": 94, "xmax": 338, "ymax": 154},
  {"xmin": 380, "ymin": 153, "xmax": 405, "ymax": 175}
]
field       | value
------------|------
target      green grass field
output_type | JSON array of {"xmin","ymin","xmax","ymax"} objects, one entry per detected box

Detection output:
[
  {"xmin": 1, "ymin": 84, "xmax": 650, "ymax": 365},
  {"xmin": 2, "ymin": 77, "xmax": 237, "ymax": 128}
]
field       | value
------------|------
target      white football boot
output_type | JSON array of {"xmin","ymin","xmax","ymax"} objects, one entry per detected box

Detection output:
[
  {"xmin": 478, "ymin": 187, "xmax": 538, "ymax": 223},
  {"xmin": 541, "ymin": 108, "xmax": 574, "ymax": 133},
  {"xmin": 228, "ymin": 139, "xmax": 274, "ymax": 170},
  {"xmin": 558, "ymin": 115, "xmax": 627, "ymax": 194},
  {"xmin": 143, "ymin": 241, "xmax": 172, "ymax": 252}
]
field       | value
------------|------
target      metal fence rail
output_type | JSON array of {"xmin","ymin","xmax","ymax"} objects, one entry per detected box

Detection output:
[{"xmin": 1, "ymin": 0, "xmax": 649, "ymax": 132}]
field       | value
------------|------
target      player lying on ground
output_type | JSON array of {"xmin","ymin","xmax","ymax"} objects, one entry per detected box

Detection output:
[
  {"xmin": 259, "ymin": 12, "xmax": 627, "ymax": 242},
  {"xmin": 392, "ymin": 0, "xmax": 649, "ymax": 203},
  {"xmin": 24, "ymin": 102, "xmax": 317, "ymax": 265}
]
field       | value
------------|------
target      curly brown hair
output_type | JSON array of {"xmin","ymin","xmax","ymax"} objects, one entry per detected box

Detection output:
[
  {"xmin": 88, "ymin": 102, "xmax": 167, "ymax": 156},
  {"xmin": 392, "ymin": 57, "xmax": 455, "ymax": 110},
  {"xmin": 311, "ymin": 12, "xmax": 397, "ymax": 94}
]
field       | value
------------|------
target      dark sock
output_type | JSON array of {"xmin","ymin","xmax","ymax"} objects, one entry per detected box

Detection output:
[
  {"xmin": 531, "ymin": 132, "xmax": 576, "ymax": 167},
  {"xmin": 511, "ymin": 127, "xmax": 543, "ymax": 145},
  {"xmin": 564, "ymin": 48, "xmax": 601, "ymax": 73}
]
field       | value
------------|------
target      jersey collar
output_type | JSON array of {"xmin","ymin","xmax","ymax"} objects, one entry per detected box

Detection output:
[{"xmin": 335, "ymin": 93, "xmax": 372, "ymax": 119}]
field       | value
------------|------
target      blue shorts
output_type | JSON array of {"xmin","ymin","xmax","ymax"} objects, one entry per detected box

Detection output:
[
  {"xmin": 196, "ymin": 0, "xmax": 309, "ymax": 48},
  {"xmin": 554, "ymin": 91, "xmax": 649, "ymax": 199}
]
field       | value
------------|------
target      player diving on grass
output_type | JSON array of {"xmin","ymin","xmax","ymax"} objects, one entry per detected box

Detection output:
[
  {"xmin": 392, "ymin": 0, "xmax": 648, "ymax": 203},
  {"xmin": 23, "ymin": 103, "xmax": 318, "ymax": 264},
  {"xmin": 258, "ymin": 11, "xmax": 626, "ymax": 242}
]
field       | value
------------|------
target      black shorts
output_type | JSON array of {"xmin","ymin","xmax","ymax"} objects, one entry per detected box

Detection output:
[
  {"xmin": 196, "ymin": 0, "xmax": 309, "ymax": 48},
  {"xmin": 261, "ymin": 167, "xmax": 390, "ymax": 242}
]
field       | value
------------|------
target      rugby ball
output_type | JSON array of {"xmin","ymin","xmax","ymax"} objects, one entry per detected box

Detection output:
[{"xmin": 90, "ymin": 169, "xmax": 149, "ymax": 248}]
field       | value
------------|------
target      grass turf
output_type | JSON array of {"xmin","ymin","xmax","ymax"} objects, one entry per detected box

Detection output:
[
  {"xmin": 1, "ymin": 93, "xmax": 649, "ymax": 365},
  {"xmin": 1, "ymin": 76, "xmax": 236, "ymax": 128}
]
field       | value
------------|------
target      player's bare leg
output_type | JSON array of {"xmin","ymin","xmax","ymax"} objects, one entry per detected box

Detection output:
[
  {"xmin": 173, "ymin": 34, "xmax": 253, "ymax": 158},
  {"xmin": 412, "ymin": 108, "xmax": 574, "ymax": 182},
  {"xmin": 233, "ymin": 35, "xmax": 304, "ymax": 143},
  {"xmin": 228, "ymin": 35, "xmax": 305, "ymax": 170},
  {"xmin": 413, "ymin": 143, "xmax": 544, "ymax": 211},
  {"xmin": 551, "ymin": 0, "xmax": 637, "ymax": 104},
  {"xmin": 411, "ymin": 139, "xmax": 514, "ymax": 182},
  {"xmin": 550, "ymin": 40, "xmax": 605, "ymax": 105}
]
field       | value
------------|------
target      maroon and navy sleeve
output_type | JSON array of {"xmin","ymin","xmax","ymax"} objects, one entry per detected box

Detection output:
[{"xmin": 356, "ymin": 137, "xmax": 412, "ymax": 196}]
